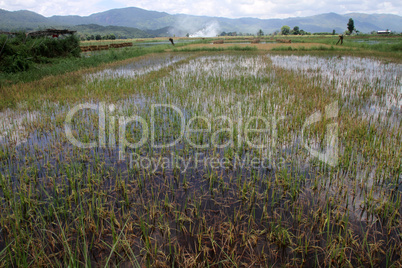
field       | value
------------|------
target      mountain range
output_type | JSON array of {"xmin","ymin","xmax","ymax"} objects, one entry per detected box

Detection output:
[{"xmin": 1, "ymin": 7, "xmax": 401, "ymax": 37}]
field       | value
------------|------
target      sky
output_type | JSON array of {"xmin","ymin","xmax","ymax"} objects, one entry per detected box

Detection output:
[{"xmin": 0, "ymin": 0, "xmax": 401, "ymax": 18}]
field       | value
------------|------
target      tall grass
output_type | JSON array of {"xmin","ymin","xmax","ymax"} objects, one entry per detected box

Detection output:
[{"xmin": 0, "ymin": 33, "xmax": 80, "ymax": 73}]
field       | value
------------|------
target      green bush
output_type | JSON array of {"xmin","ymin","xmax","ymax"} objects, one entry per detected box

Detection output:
[
  {"xmin": 32, "ymin": 34, "xmax": 80, "ymax": 58},
  {"xmin": 389, "ymin": 42, "xmax": 402, "ymax": 52},
  {"xmin": 0, "ymin": 33, "xmax": 80, "ymax": 73},
  {"xmin": 1, "ymin": 53, "xmax": 32, "ymax": 72},
  {"xmin": 0, "ymin": 33, "xmax": 32, "ymax": 72}
]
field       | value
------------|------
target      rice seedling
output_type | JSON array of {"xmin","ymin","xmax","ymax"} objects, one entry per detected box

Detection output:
[{"xmin": 0, "ymin": 41, "xmax": 401, "ymax": 266}]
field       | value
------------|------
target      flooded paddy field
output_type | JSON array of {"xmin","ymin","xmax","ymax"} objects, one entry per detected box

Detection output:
[
  {"xmin": 0, "ymin": 51, "xmax": 401, "ymax": 266},
  {"xmin": 175, "ymin": 42, "xmax": 341, "ymax": 51}
]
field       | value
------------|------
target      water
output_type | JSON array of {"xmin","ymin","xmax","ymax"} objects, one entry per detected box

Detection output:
[
  {"xmin": 0, "ymin": 109, "xmax": 38, "ymax": 146},
  {"xmin": 270, "ymin": 54, "xmax": 402, "ymax": 118},
  {"xmin": 86, "ymin": 54, "xmax": 189, "ymax": 81}
]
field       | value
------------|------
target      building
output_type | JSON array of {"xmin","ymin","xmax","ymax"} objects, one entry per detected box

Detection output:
[{"xmin": 377, "ymin": 30, "xmax": 390, "ymax": 34}]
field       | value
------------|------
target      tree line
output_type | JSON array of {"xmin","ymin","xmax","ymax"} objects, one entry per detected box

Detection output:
[
  {"xmin": 217, "ymin": 18, "xmax": 384, "ymax": 37},
  {"xmin": 80, "ymin": 34, "xmax": 117, "ymax": 41}
]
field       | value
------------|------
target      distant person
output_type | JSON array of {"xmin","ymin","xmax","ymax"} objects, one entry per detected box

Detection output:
[
  {"xmin": 336, "ymin": 34, "xmax": 344, "ymax": 45},
  {"xmin": 169, "ymin": 38, "xmax": 174, "ymax": 45}
]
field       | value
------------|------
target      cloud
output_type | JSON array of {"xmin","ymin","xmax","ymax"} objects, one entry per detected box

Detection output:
[{"xmin": 0, "ymin": 0, "xmax": 401, "ymax": 18}]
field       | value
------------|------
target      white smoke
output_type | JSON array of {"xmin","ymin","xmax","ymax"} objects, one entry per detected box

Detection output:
[
  {"xmin": 189, "ymin": 21, "xmax": 220, "ymax": 37},
  {"xmin": 170, "ymin": 16, "xmax": 221, "ymax": 37}
]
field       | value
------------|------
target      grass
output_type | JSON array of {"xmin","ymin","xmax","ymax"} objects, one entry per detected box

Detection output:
[
  {"xmin": 0, "ymin": 36, "xmax": 401, "ymax": 266},
  {"xmin": 172, "ymin": 45, "xmax": 258, "ymax": 52},
  {"xmin": 271, "ymin": 45, "xmax": 339, "ymax": 51},
  {"xmin": 283, "ymin": 34, "xmax": 402, "ymax": 52}
]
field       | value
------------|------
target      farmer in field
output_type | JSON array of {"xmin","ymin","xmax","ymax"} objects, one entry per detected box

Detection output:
[
  {"xmin": 336, "ymin": 34, "xmax": 344, "ymax": 45},
  {"xmin": 169, "ymin": 38, "xmax": 174, "ymax": 45}
]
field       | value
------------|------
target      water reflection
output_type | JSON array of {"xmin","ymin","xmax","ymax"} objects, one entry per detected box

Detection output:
[{"xmin": 86, "ymin": 54, "xmax": 188, "ymax": 81}]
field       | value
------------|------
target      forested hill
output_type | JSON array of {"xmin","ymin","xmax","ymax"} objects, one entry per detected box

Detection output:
[{"xmin": 1, "ymin": 7, "xmax": 401, "ymax": 36}]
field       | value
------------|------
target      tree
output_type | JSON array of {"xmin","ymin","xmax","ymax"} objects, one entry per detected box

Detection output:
[
  {"xmin": 347, "ymin": 18, "xmax": 355, "ymax": 34},
  {"xmin": 281, "ymin": 25, "xmax": 290, "ymax": 35},
  {"xmin": 292, "ymin": 26, "xmax": 300, "ymax": 35},
  {"xmin": 332, "ymin": 29, "xmax": 336, "ymax": 35},
  {"xmin": 95, "ymin": 34, "xmax": 102, "ymax": 40},
  {"xmin": 257, "ymin": 29, "xmax": 264, "ymax": 36}
]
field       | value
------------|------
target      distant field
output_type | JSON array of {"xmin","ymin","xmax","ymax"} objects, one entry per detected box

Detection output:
[
  {"xmin": 80, "ymin": 38, "xmax": 167, "ymax": 46},
  {"xmin": 171, "ymin": 42, "xmax": 340, "ymax": 51},
  {"xmin": 80, "ymin": 37, "xmax": 198, "ymax": 46},
  {"xmin": 1, "ymin": 35, "xmax": 400, "ymax": 90},
  {"xmin": 80, "ymin": 35, "xmax": 402, "ymax": 52}
]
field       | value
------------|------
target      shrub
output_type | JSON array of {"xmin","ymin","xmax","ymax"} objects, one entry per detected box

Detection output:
[{"xmin": 0, "ymin": 33, "xmax": 80, "ymax": 73}]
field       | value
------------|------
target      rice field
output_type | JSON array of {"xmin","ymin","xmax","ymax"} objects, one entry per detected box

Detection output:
[
  {"xmin": 0, "ymin": 50, "xmax": 401, "ymax": 267},
  {"xmin": 172, "ymin": 42, "xmax": 340, "ymax": 51}
]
